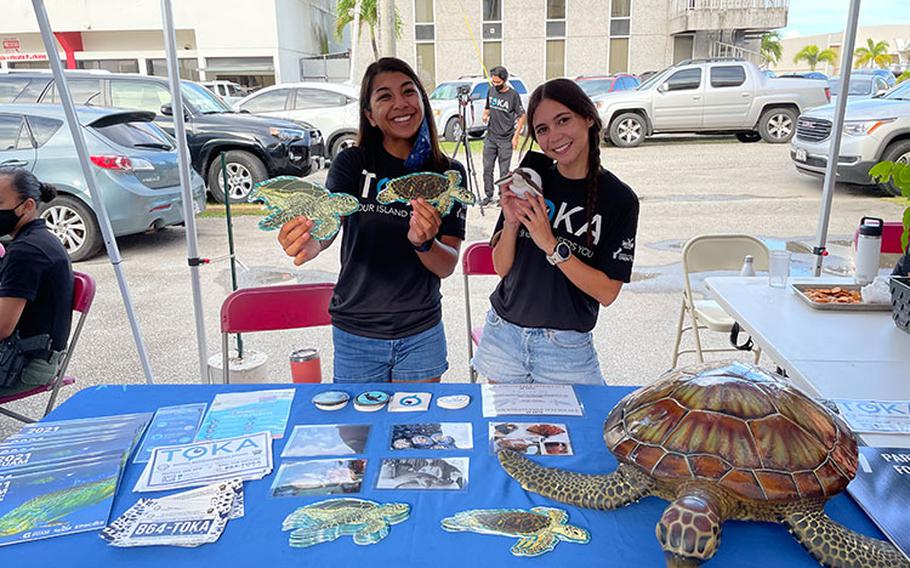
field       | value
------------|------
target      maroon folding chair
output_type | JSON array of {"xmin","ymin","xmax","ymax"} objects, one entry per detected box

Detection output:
[
  {"xmin": 0, "ymin": 271, "xmax": 96, "ymax": 423},
  {"xmin": 220, "ymin": 283, "xmax": 334, "ymax": 384},
  {"xmin": 462, "ymin": 242, "xmax": 496, "ymax": 383}
]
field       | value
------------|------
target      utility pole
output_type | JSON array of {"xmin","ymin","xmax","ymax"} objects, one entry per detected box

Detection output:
[{"xmin": 378, "ymin": 0, "xmax": 396, "ymax": 57}]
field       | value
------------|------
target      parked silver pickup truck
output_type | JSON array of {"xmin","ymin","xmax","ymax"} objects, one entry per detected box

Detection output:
[{"xmin": 596, "ymin": 59, "xmax": 830, "ymax": 147}]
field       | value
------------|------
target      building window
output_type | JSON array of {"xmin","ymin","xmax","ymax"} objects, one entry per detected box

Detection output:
[
  {"xmin": 545, "ymin": 0, "xmax": 566, "ymax": 79},
  {"xmin": 77, "ymin": 59, "xmax": 140, "ymax": 74},
  {"xmin": 482, "ymin": 0, "xmax": 502, "ymax": 71},
  {"xmin": 483, "ymin": 42, "xmax": 502, "ymax": 71},
  {"xmin": 414, "ymin": 0, "xmax": 436, "ymax": 88},
  {"xmin": 147, "ymin": 58, "xmax": 200, "ymax": 81},
  {"xmin": 609, "ymin": 0, "xmax": 631, "ymax": 73}
]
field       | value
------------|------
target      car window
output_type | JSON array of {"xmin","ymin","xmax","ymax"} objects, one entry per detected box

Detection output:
[
  {"xmin": 429, "ymin": 82, "xmax": 470, "ymax": 100},
  {"xmin": 664, "ymin": 68, "xmax": 702, "ymax": 91},
  {"xmin": 471, "ymin": 82, "xmax": 489, "ymax": 100},
  {"xmin": 43, "ymin": 78, "xmax": 104, "ymax": 105},
  {"xmin": 110, "ymin": 80, "xmax": 172, "ymax": 113},
  {"xmin": 94, "ymin": 120, "xmax": 173, "ymax": 150},
  {"xmin": 0, "ymin": 114, "xmax": 28, "ymax": 151},
  {"xmin": 181, "ymin": 81, "xmax": 232, "ymax": 114},
  {"xmin": 227, "ymin": 84, "xmax": 246, "ymax": 97},
  {"xmin": 0, "ymin": 77, "xmax": 50, "ymax": 103},
  {"xmin": 240, "ymin": 89, "xmax": 290, "ymax": 113},
  {"xmin": 710, "ymin": 65, "xmax": 746, "ymax": 88},
  {"xmin": 295, "ymin": 88, "xmax": 346, "ymax": 109},
  {"xmin": 884, "ymin": 80, "xmax": 910, "ymax": 100},
  {"xmin": 510, "ymin": 79, "xmax": 528, "ymax": 94},
  {"xmin": 25, "ymin": 115, "xmax": 62, "ymax": 147},
  {"xmin": 578, "ymin": 79, "xmax": 613, "ymax": 97}
]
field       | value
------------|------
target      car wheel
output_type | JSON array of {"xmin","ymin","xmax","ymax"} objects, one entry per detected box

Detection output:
[
  {"xmin": 40, "ymin": 195, "xmax": 102, "ymax": 262},
  {"xmin": 609, "ymin": 112, "xmax": 645, "ymax": 148},
  {"xmin": 736, "ymin": 131, "xmax": 762, "ymax": 143},
  {"xmin": 877, "ymin": 139, "xmax": 910, "ymax": 197},
  {"xmin": 330, "ymin": 133, "xmax": 357, "ymax": 160},
  {"xmin": 444, "ymin": 117, "xmax": 463, "ymax": 142},
  {"xmin": 758, "ymin": 108, "xmax": 797, "ymax": 143},
  {"xmin": 207, "ymin": 150, "xmax": 268, "ymax": 204}
]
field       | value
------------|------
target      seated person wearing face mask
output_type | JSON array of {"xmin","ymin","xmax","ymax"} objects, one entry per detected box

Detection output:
[{"xmin": 0, "ymin": 167, "xmax": 74, "ymax": 395}]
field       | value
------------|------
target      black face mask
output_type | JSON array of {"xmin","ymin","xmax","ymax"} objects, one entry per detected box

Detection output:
[
  {"xmin": 0, "ymin": 201, "xmax": 24, "ymax": 237},
  {"xmin": 495, "ymin": 83, "xmax": 507, "ymax": 92}
]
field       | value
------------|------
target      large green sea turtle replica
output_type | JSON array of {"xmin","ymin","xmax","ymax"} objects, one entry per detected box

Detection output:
[
  {"xmin": 377, "ymin": 170, "xmax": 475, "ymax": 216},
  {"xmin": 249, "ymin": 177, "xmax": 359, "ymax": 238},
  {"xmin": 281, "ymin": 497, "xmax": 409, "ymax": 547},
  {"xmin": 498, "ymin": 361, "xmax": 909, "ymax": 567},
  {"xmin": 441, "ymin": 506, "xmax": 589, "ymax": 557}
]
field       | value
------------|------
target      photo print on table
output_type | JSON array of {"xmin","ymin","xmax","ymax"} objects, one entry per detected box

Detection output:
[
  {"xmin": 270, "ymin": 458, "xmax": 366, "ymax": 498},
  {"xmin": 376, "ymin": 458, "xmax": 469, "ymax": 491},
  {"xmin": 489, "ymin": 423, "xmax": 573, "ymax": 456},
  {"xmin": 390, "ymin": 423, "xmax": 473, "ymax": 451},
  {"xmin": 281, "ymin": 425, "xmax": 371, "ymax": 458}
]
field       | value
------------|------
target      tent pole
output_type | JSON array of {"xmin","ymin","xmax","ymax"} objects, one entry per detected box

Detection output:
[
  {"xmin": 813, "ymin": 0, "xmax": 862, "ymax": 277},
  {"xmin": 31, "ymin": 0, "xmax": 156, "ymax": 384},
  {"xmin": 160, "ymin": 0, "xmax": 210, "ymax": 383}
]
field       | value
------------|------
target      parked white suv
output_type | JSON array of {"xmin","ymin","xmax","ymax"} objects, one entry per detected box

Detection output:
[
  {"xmin": 791, "ymin": 80, "xmax": 910, "ymax": 196},
  {"xmin": 597, "ymin": 59, "xmax": 830, "ymax": 147},
  {"xmin": 201, "ymin": 80, "xmax": 250, "ymax": 105},
  {"xmin": 235, "ymin": 82, "xmax": 359, "ymax": 160},
  {"xmin": 430, "ymin": 76, "xmax": 529, "ymax": 142}
]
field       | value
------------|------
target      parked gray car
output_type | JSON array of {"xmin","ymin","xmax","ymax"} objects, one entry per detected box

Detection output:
[
  {"xmin": 0, "ymin": 104, "xmax": 206, "ymax": 261},
  {"xmin": 597, "ymin": 59, "xmax": 830, "ymax": 147}
]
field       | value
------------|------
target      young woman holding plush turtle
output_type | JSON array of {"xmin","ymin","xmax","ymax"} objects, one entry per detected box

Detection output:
[
  {"xmin": 278, "ymin": 57, "xmax": 467, "ymax": 383},
  {"xmin": 472, "ymin": 79, "xmax": 639, "ymax": 385}
]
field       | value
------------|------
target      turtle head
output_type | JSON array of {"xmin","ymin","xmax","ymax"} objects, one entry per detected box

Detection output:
[
  {"xmin": 445, "ymin": 169, "xmax": 463, "ymax": 189},
  {"xmin": 335, "ymin": 194, "xmax": 360, "ymax": 215}
]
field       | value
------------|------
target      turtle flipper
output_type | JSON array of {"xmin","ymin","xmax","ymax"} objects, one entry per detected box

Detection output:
[
  {"xmin": 288, "ymin": 526, "xmax": 341, "ymax": 548},
  {"xmin": 784, "ymin": 507, "xmax": 910, "ymax": 568},
  {"xmin": 498, "ymin": 450, "xmax": 654, "ymax": 510},
  {"xmin": 511, "ymin": 532, "xmax": 558, "ymax": 557},
  {"xmin": 309, "ymin": 218, "xmax": 340, "ymax": 240},
  {"xmin": 376, "ymin": 188, "xmax": 395, "ymax": 205},
  {"xmin": 353, "ymin": 519, "xmax": 390, "ymax": 545}
]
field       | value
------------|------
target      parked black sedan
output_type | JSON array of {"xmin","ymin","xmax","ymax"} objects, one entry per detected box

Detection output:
[{"xmin": 0, "ymin": 70, "xmax": 325, "ymax": 202}]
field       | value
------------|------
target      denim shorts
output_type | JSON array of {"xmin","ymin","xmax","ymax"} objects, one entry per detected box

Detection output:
[
  {"xmin": 332, "ymin": 321, "xmax": 449, "ymax": 383},
  {"xmin": 471, "ymin": 309, "xmax": 604, "ymax": 385}
]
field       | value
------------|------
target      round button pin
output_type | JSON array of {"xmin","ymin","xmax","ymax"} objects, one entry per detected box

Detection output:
[
  {"xmin": 312, "ymin": 390, "xmax": 350, "ymax": 411},
  {"xmin": 354, "ymin": 390, "xmax": 390, "ymax": 412},
  {"xmin": 436, "ymin": 394, "xmax": 470, "ymax": 410}
]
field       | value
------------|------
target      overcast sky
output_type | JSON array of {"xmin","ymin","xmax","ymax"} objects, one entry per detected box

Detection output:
[{"xmin": 782, "ymin": 0, "xmax": 910, "ymax": 38}]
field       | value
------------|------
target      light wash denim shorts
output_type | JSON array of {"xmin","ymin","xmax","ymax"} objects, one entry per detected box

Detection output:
[
  {"xmin": 332, "ymin": 321, "xmax": 448, "ymax": 382},
  {"xmin": 471, "ymin": 309, "xmax": 605, "ymax": 385}
]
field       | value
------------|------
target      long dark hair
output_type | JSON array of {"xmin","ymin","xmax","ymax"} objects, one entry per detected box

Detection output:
[
  {"xmin": 526, "ymin": 79, "xmax": 603, "ymax": 247},
  {"xmin": 356, "ymin": 57, "xmax": 446, "ymax": 170},
  {"xmin": 0, "ymin": 166, "xmax": 58, "ymax": 204}
]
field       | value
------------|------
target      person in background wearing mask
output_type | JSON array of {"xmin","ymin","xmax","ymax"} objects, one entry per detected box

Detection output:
[
  {"xmin": 0, "ymin": 167, "xmax": 73, "ymax": 395},
  {"xmin": 481, "ymin": 66, "xmax": 526, "ymax": 207}
]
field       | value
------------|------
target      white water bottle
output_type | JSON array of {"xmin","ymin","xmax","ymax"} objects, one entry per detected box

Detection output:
[
  {"xmin": 855, "ymin": 216, "xmax": 883, "ymax": 285},
  {"xmin": 740, "ymin": 255, "xmax": 756, "ymax": 277}
]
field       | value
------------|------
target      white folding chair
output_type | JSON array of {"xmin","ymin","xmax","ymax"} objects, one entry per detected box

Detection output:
[{"xmin": 671, "ymin": 234, "xmax": 769, "ymax": 368}]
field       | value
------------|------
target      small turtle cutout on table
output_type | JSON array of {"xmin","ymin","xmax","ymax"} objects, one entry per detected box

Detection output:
[
  {"xmin": 441, "ymin": 507, "xmax": 589, "ymax": 557},
  {"xmin": 249, "ymin": 176, "xmax": 359, "ymax": 239},
  {"xmin": 377, "ymin": 170, "xmax": 475, "ymax": 217},
  {"xmin": 282, "ymin": 498, "xmax": 409, "ymax": 548}
]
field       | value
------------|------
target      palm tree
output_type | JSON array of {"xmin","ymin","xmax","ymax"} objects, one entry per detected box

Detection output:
[
  {"xmin": 335, "ymin": 0, "xmax": 402, "ymax": 61},
  {"xmin": 793, "ymin": 45, "xmax": 838, "ymax": 71},
  {"xmin": 854, "ymin": 38, "xmax": 891, "ymax": 69},
  {"xmin": 761, "ymin": 31, "xmax": 783, "ymax": 67}
]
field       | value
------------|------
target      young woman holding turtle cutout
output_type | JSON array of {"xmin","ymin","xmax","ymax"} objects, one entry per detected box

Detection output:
[
  {"xmin": 278, "ymin": 58, "xmax": 467, "ymax": 383},
  {"xmin": 472, "ymin": 79, "xmax": 639, "ymax": 385}
]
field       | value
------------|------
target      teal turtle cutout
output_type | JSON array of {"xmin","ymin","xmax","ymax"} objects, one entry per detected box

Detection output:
[
  {"xmin": 376, "ymin": 170, "xmax": 475, "ymax": 217},
  {"xmin": 249, "ymin": 176, "xmax": 359, "ymax": 240},
  {"xmin": 282, "ymin": 498, "xmax": 410, "ymax": 548},
  {"xmin": 441, "ymin": 507, "xmax": 589, "ymax": 557}
]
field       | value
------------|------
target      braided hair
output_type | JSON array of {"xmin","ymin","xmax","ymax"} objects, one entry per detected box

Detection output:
[{"xmin": 525, "ymin": 79, "xmax": 603, "ymax": 248}]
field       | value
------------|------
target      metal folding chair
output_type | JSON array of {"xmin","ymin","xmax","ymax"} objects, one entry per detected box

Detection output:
[
  {"xmin": 220, "ymin": 282, "xmax": 334, "ymax": 384},
  {"xmin": 671, "ymin": 234, "xmax": 768, "ymax": 368},
  {"xmin": 462, "ymin": 242, "xmax": 496, "ymax": 383},
  {"xmin": 0, "ymin": 271, "xmax": 96, "ymax": 423}
]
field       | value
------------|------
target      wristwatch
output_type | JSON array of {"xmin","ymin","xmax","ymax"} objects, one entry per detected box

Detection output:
[
  {"xmin": 546, "ymin": 241, "xmax": 572, "ymax": 265},
  {"xmin": 414, "ymin": 238, "xmax": 435, "ymax": 253}
]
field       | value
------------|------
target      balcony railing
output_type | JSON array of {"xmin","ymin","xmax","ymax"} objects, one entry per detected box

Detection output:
[{"xmin": 672, "ymin": 0, "xmax": 790, "ymax": 17}]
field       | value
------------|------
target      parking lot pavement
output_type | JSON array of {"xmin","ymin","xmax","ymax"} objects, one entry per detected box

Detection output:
[{"xmin": 1, "ymin": 139, "xmax": 904, "ymax": 436}]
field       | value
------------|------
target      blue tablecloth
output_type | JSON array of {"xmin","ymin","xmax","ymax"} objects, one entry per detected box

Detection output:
[{"xmin": 0, "ymin": 384, "xmax": 885, "ymax": 567}]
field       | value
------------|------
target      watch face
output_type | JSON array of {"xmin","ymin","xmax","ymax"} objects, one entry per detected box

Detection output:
[{"xmin": 556, "ymin": 242, "xmax": 571, "ymax": 258}]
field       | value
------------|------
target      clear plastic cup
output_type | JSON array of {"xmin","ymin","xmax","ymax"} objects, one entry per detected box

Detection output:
[{"xmin": 769, "ymin": 250, "xmax": 791, "ymax": 288}]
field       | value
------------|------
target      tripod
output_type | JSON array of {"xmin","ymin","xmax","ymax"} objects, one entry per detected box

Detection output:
[{"xmin": 449, "ymin": 91, "xmax": 485, "ymax": 216}]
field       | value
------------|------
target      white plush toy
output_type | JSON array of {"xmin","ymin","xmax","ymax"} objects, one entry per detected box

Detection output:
[{"xmin": 495, "ymin": 167, "xmax": 543, "ymax": 200}]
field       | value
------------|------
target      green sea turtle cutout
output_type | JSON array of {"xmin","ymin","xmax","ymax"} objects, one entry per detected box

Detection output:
[
  {"xmin": 249, "ymin": 176, "xmax": 359, "ymax": 240},
  {"xmin": 441, "ymin": 506, "xmax": 589, "ymax": 557},
  {"xmin": 282, "ymin": 497, "xmax": 410, "ymax": 548},
  {"xmin": 377, "ymin": 170, "xmax": 475, "ymax": 217}
]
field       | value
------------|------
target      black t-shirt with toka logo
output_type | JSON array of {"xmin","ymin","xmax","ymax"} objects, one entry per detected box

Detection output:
[
  {"xmin": 490, "ymin": 151, "xmax": 639, "ymax": 332},
  {"xmin": 325, "ymin": 146, "xmax": 467, "ymax": 339}
]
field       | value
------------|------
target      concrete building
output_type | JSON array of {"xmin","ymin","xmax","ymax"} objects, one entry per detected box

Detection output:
[
  {"xmin": 772, "ymin": 24, "xmax": 910, "ymax": 77},
  {"xmin": 0, "ymin": 0, "xmax": 343, "ymax": 89},
  {"xmin": 352, "ymin": 0, "xmax": 789, "ymax": 90}
]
